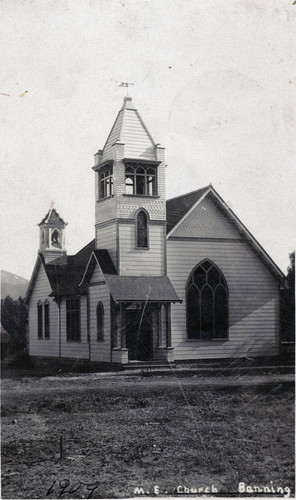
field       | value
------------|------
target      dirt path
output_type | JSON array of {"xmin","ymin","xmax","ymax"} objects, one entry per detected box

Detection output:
[{"xmin": 2, "ymin": 371, "xmax": 294, "ymax": 399}]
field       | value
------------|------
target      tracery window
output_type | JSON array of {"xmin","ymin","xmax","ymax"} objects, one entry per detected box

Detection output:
[
  {"xmin": 99, "ymin": 167, "xmax": 113, "ymax": 199},
  {"xmin": 136, "ymin": 210, "xmax": 148, "ymax": 248},
  {"xmin": 96, "ymin": 302, "xmax": 104, "ymax": 341},
  {"xmin": 187, "ymin": 260, "xmax": 228, "ymax": 340},
  {"xmin": 125, "ymin": 164, "xmax": 157, "ymax": 196}
]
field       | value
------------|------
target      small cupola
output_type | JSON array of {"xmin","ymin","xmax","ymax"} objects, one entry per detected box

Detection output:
[{"xmin": 38, "ymin": 207, "xmax": 68, "ymax": 263}]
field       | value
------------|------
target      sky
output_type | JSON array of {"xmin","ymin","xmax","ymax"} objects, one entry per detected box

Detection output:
[{"xmin": 0, "ymin": 0, "xmax": 295, "ymax": 280}]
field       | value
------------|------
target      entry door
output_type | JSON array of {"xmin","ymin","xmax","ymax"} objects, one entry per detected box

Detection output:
[{"xmin": 126, "ymin": 309, "xmax": 153, "ymax": 361}]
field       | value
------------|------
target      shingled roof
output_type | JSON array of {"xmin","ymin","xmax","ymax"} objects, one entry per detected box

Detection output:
[
  {"xmin": 45, "ymin": 239, "xmax": 95, "ymax": 297},
  {"xmin": 166, "ymin": 185, "xmax": 210, "ymax": 233},
  {"xmin": 99, "ymin": 96, "xmax": 157, "ymax": 163}
]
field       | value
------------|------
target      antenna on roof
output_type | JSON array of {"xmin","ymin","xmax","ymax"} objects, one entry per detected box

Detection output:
[{"xmin": 119, "ymin": 82, "xmax": 134, "ymax": 96}]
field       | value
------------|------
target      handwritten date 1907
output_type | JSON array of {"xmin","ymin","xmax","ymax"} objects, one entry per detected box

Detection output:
[{"xmin": 47, "ymin": 478, "xmax": 100, "ymax": 499}]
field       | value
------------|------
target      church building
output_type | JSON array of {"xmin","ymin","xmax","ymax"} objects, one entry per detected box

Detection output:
[{"xmin": 26, "ymin": 96, "xmax": 284, "ymax": 366}]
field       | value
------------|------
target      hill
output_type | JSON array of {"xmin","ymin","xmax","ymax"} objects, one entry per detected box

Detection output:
[{"xmin": 1, "ymin": 270, "xmax": 29, "ymax": 300}]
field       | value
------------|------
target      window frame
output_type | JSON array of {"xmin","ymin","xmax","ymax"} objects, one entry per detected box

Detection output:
[
  {"xmin": 44, "ymin": 299, "xmax": 50, "ymax": 339},
  {"xmin": 186, "ymin": 260, "xmax": 229, "ymax": 341},
  {"xmin": 66, "ymin": 298, "xmax": 81, "ymax": 342},
  {"xmin": 98, "ymin": 166, "xmax": 113, "ymax": 200},
  {"xmin": 136, "ymin": 209, "xmax": 149, "ymax": 249},
  {"xmin": 37, "ymin": 300, "xmax": 43, "ymax": 339},
  {"xmin": 125, "ymin": 163, "xmax": 157, "ymax": 197},
  {"xmin": 96, "ymin": 302, "xmax": 104, "ymax": 342}
]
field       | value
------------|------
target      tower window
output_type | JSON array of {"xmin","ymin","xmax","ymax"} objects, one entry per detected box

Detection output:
[
  {"xmin": 99, "ymin": 167, "xmax": 113, "ymax": 199},
  {"xmin": 187, "ymin": 260, "xmax": 228, "ymax": 340},
  {"xmin": 136, "ymin": 210, "xmax": 148, "ymax": 248},
  {"xmin": 96, "ymin": 302, "xmax": 104, "ymax": 341},
  {"xmin": 125, "ymin": 164, "xmax": 157, "ymax": 196},
  {"xmin": 66, "ymin": 298, "xmax": 81, "ymax": 342},
  {"xmin": 37, "ymin": 301, "xmax": 43, "ymax": 339},
  {"xmin": 44, "ymin": 300, "xmax": 50, "ymax": 339}
]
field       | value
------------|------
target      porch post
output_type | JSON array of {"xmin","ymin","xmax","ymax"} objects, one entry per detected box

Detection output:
[
  {"xmin": 121, "ymin": 303, "xmax": 126, "ymax": 348},
  {"xmin": 112, "ymin": 302, "xmax": 128, "ymax": 365}
]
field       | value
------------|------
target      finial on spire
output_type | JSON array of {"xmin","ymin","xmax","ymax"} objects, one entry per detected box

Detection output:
[
  {"xmin": 50, "ymin": 200, "xmax": 55, "ymax": 209},
  {"xmin": 119, "ymin": 81, "xmax": 134, "ymax": 96}
]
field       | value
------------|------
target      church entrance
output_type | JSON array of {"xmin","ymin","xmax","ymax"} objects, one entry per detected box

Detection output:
[{"xmin": 125, "ymin": 307, "xmax": 153, "ymax": 361}]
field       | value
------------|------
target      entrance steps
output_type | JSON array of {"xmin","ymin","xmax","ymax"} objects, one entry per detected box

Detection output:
[{"xmin": 124, "ymin": 360, "xmax": 176, "ymax": 371}]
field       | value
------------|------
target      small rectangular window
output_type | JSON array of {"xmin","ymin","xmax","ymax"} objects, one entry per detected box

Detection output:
[
  {"xmin": 66, "ymin": 298, "xmax": 81, "ymax": 342},
  {"xmin": 44, "ymin": 302, "xmax": 50, "ymax": 339}
]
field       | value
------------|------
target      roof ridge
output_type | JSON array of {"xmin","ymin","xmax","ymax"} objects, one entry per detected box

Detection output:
[{"xmin": 166, "ymin": 185, "xmax": 212, "ymax": 204}]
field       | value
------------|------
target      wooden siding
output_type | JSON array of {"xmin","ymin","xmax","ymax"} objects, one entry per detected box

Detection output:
[
  {"xmin": 89, "ymin": 264, "xmax": 111, "ymax": 363},
  {"xmin": 96, "ymin": 221, "xmax": 117, "ymax": 268},
  {"xmin": 121, "ymin": 109, "xmax": 155, "ymax": 160},
  {"xmin": 28, "ymin": 264, "xmax": 59, "ymax": 357},
  {"xmin": 167, "ymin": 239, "xmax": 280, "ymax": 360},
  {"xmin": 171, "ymin": 197, "xmax": 239, "ymax": 239},
  {"xmin": 119, "ymin": 222, "xmax": 165, "ymax": 276}
]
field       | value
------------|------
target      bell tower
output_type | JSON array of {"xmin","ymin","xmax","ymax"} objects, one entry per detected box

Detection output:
[
  {"xmin": 38, "ymin": 207, "xmax": 67, "ymax": 263},
  {"xmin": 93, "ymin": 96, "xmax": 167, "ymax": 276}
]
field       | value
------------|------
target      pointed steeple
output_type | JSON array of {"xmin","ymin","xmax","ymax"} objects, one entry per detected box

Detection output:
[{"xmin": 99, "ymin": 96, "xmax": 157, "ymax": 164}]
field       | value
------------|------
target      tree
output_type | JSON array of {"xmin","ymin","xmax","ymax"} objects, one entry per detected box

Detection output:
[
  {"xmin": 1, "ymin": 296, "xmax": 28, "ymax": 354},
  {"xmin": 281, "ymin": 252, "xmax": 295, "ymax": 344}
]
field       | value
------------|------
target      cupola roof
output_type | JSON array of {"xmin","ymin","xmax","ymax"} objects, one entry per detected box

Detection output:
[{"xmin": 38, "ymin": 208, "xmax": 67, "ymax": 227}]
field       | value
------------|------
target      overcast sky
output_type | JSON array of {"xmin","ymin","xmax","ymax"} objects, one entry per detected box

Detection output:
[{"xmin": 1, "ymin": 0, "xmax": 295, "ymax": 279}]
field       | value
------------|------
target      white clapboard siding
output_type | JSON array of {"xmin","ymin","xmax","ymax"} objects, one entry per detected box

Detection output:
[
  {"xmin": 101, "ymin": 110, "xmax": 124, "ymax": 162},
  {"xmin": 60, "ymin": 295, "xmax": 89, "ymax": 359},
  {"xmin": 96, "ymin": 222, "xmax": 117, "ymax": 267},
  {"xmin": 167, "ymin": 239, "xmax": 280, "ymax": 360},
  {"xmin": 89, "ymin": 264, "xmax": 111, "ymax": 363},
  {"xmin": 28, "ymin": 264, "xmax": 59, "ymax": 357},
  {"xmin": 119, "ymin": 223, "xmax": 165, "ymax": 276}
]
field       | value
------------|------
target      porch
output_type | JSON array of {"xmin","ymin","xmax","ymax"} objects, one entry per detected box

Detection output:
[{"xmin": 111, "ymin": 300, "xmax": 175, "ymax": 365}]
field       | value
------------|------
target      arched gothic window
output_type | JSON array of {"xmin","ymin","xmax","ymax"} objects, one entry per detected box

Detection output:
[
  {"xmin": 187, "ymin": 260, "xmax": 228, "ymax": 340},
  {"xmin": 125, "ymin": 164, "xmax": 157, "ymax": 196},
  {"xmin": 99, "ymin": 167, "xmax": 113, "ymax": 199},
  {"xmin": 136, "ymin": 210, "xmax": 148, "ymax": 248},
  {"xmin": 97, "ymin": 302, "xmax": 104, "ymax": 341}
]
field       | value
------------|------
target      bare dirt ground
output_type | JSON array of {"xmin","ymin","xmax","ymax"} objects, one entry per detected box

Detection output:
[{"xmin": 1, "ymin": 370, "xmax": 295, "ymax": 499}]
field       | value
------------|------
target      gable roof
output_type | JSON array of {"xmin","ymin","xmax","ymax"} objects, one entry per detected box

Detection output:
[
  {"xmin": 80, "ymin": 249, "xmax": 181, "ymax": 303},
  {"xmin": 100, "ymin": 96, "xmax": 157, "ymax": 163},
  {"xmin": 25, "ymin": 240, "xmax": 95, "ymax": 303},
  {"xmin": 166, "ymin": 185, "xmax": 284, "ymax": 282},
  {"xmin": 166, "ymin": 185, "xmax": 211, "ymax": 233}
]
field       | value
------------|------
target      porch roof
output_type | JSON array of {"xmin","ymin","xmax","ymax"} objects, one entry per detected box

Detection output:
[{"xmin": 104, "ymin": 275, "xmax": 181, "ymax": 303}]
